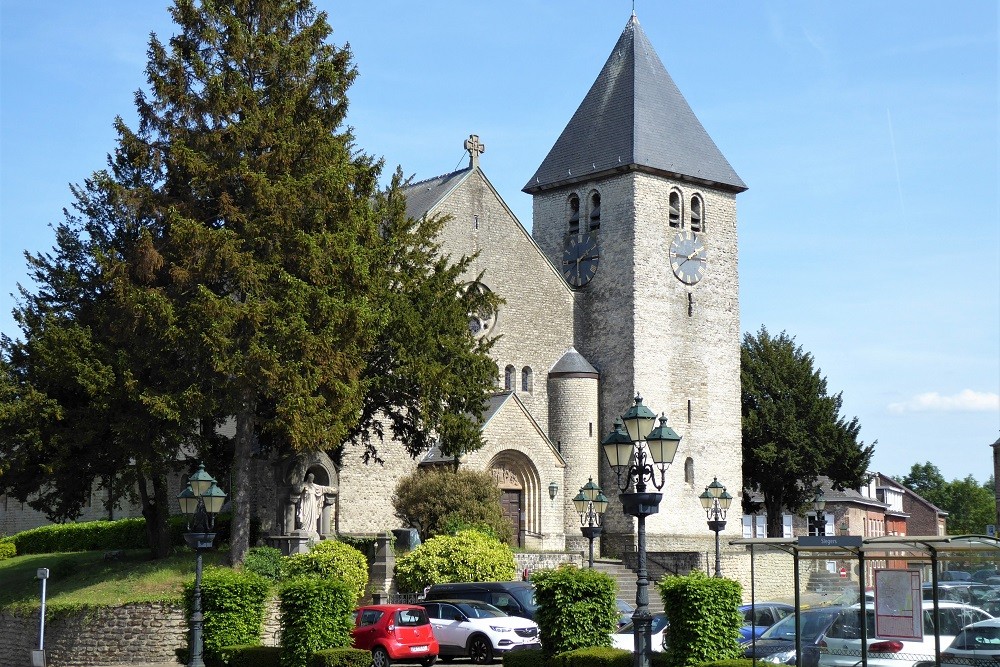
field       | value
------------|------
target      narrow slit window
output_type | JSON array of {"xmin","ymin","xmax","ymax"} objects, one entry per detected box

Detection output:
[
  {"xmin": 568, "ymin": 194, "xmax": 580, "ymax": 235},
  {"xmin": 588, "ymin": 191, "xmax": 601, "ymax": 231},
  {"xmin": 690, "ymin": 195, "xmax": 703, "ymax": 232},
  {"xmin": 669, "ymin": 190, "xmax": 681, "ymax": 228},
  {"xmin": 521, "ymin": 366, "xmax": 533, "ymax": 393},
  {"xmin": 504, "ymin": 365, "xmax": 515, "ymax": 391}
]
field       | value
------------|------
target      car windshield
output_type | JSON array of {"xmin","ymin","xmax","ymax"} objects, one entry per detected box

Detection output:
[
  {"xmin": 510, "ymin": 587, "xmax": 538, "ymax": 614},
  {"xmin": 456, "ymin": 601, "xmax": 506, "ymax": 619},
  {"xmin": 759, "ymin": 609, "xmax": 841, "ymax": 642}
]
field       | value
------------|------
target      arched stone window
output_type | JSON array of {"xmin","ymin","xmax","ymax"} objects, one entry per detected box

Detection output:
[
  {"xmin": 521, "ymin": 366, "xmax": 533, "ymax": 393},
  {"xmin": 690, "ymin": 195, "xmax": 704, "ymax": 233},
  {"xmin": 504, "ymin": 365, "xmax": 515, "ymax": 391},
  {"xmin": 684, "ymin": 457, "xmax": 695, "ymax": 484},
  {"xmin": 568, "ymin": 194, "xmax": 581, "ymax": 235},
  {"xmin": 588, "ymin": 191, "xmax": 601, "ymax": 231},
  {"xmin": 669, "ymin": 190, "xmax": 682, "ymax": 228}
]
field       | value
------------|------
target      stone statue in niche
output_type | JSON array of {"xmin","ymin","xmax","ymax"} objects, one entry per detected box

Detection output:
[{"xmin": 296, "ymin": 472, "xmax": 336, "ymax": 535}]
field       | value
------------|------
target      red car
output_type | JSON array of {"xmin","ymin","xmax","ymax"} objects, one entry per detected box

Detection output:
[{"xmin": 352, "ymin": 604, "xmax": 439, "ymax": 667}]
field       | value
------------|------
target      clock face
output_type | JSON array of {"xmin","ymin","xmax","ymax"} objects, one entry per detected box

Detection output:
[
  {"xmin": 563, "ymin": 233, "xmax": 600, "ymax": 288},
  {"xmin": 669, "ymin": 231, "xmax": 706, "ymax": 285}
]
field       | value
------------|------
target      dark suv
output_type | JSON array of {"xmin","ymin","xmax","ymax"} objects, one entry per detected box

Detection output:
[{"xmin": 423, "ymin": 582, "xmax": 537, "ymax": 620}]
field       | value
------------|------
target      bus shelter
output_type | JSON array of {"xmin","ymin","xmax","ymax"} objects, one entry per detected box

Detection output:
[{"xmin": 731, "ymin": 535, "xmax": 1000, "ymax": 667}]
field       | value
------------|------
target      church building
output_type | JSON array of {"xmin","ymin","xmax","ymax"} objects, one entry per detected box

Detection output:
[{"xmin": 257, "ymin": 13, "xmax": 748, "ymax": 561}]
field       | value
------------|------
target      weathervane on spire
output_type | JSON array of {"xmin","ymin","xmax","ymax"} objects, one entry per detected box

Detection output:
[{"xmin": 465, "ymin": 134, "xmax": 486, "ymax": 169}]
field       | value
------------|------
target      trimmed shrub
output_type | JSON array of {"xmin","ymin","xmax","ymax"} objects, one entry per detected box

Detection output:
[
  {"xmin": 394, "ymin": 529, "xmax": 517, "ymax": 593},
  {"xmin": 547, "ymin": 646, "xmax": 671, "ymax": 666},
  {"xmin": 0, "ymin": 540, "xmax": 16, "ymax": 561},
  {"xmin": 308, "ymin": 647, "xmax": 372, "ymax": 666},
  {"xmin": 658, "ymin": 572, "xmax": 743, "ymax": 667},
  {"xmin": 503, "ymin": 648, "xmax": 547, "ymax": 667},
  {"xmin": 532, "ymin": 564, "xmax": 617, "ymax": 656},
  {"xmin": 393, "ymin": 467, "xmax": 514, "ymax": 543},
  {"xmin": 244, "ymin": 546, "xmax": 286, "ymax": 582},
  {"xmin": 280, "ymin": 576, "xmax": 356, "ymax": 667},
  {"xmin": 284, "ymin": 541, "xmax": 368, "ymax": 599},
  {"xmin": 215, "ymin": 645, "xmax": 283, "ymax": 667},
  {"xmin": 8, "ymin": 518, "xmax": 148, "ymax": 554},
  {"xmin": 184, "ymin": 566, "xmax": 271, "ymax": 664}
]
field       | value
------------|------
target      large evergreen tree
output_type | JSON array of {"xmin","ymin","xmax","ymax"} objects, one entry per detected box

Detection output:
[
  {"xmin": 742, "ymin": 327, "xmax": 875, "ymax": 536},
  {"xmin": 1, "ymin": 0, "xmax": 497, "ymax": 563}
]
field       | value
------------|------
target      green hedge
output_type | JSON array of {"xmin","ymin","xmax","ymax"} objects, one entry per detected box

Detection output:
[
  {"xmin": 658, "ymin": 572, "xmax": 743, "ymax": 667},
  {"xmin": 308, "ymin": 647, "xmax": 372, "ymax": 666},
  {"xmin": 214, "ymin": 645, "xmax": 282, "ymax": 667},
  {"xmin": 184, "ymin": 567, "xmax": 271, "ymax": 664},
  {"xmin": 394, "ymin": 529, "xmax": 517, "ymax": 592},
  {"xmin": 5, "ymin": 514, "xmax": 260, "ymax": 555},
  {"xmin": 0, "ymin": 540, "xmax": 16, "ymax": 561},
  {"xmin": 284, "ymin": 541, "xmax": 368, "ymax": 599},
  {"xmin": 694, "ymin": 661, "xmax": 756, "ymax": 667},
  {"xmin": 279, "ymin": 577, "xmax": 355, "ymax": 667},
  {"xmin": 244, "ymin": 546, "xmax": 286, "ymax": 582},
  {"xmin": 546, "ymin": 646, "xmax": 671, "ymax": 667},
  {"xmin": 532, "ymin": 564, "xmax": 618, "ymax": 656}
]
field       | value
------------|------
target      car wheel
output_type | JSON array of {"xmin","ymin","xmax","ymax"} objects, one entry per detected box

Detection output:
[
  {"xmin": 371, "ymin": 646, "xmax": 390, "ymax": 667},
  {"xmin": 469, "ymin": 635, "xmax": 494, "ymax": 665},
  {"xmin": 421, "ymin": 657, "xmax": 437, "ymax": 667}
]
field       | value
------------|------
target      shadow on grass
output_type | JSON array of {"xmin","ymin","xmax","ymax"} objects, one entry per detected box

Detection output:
[{"xmin": 0, "ymin": 548, "xmax": 230, "ymax": 612}]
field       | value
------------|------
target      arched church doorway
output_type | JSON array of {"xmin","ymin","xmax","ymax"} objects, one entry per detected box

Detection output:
[{"xmin": 488, "ymin": 451, "xmax": 541, "ymax": 548}]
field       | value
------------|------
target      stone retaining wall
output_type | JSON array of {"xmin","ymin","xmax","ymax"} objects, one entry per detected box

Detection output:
[{"xmin": 0, "ymin": 603, "xmax": 186, "ymax": 667}]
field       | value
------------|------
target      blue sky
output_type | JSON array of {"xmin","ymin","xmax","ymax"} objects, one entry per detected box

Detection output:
[{"xmin": 1, "ymin": 2, "xmax": 997, "ymax": 485}]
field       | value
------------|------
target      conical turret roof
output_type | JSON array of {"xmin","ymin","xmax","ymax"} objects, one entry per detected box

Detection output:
[{"xmin": 523, "ymin": 15, "xmax": 746, "ymax": 194}]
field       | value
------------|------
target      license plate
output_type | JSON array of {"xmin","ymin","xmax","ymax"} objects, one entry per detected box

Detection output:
[{"xmin": 411, "ymin": 646, "xmax": 428, "ymax": 652}]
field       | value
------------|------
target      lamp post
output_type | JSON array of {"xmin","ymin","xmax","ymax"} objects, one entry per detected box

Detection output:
[
  {"xmin": 601, "ymin": 395, "xmax": 681, "ymax": 667},
  {"xmin": 177, "ymin": 463, "xmax": 227, "ymax": 667},
  {"xmin": 699, "ymin": 477, "xmax": 732, "ymax": 577},
  {"xmin": 813, "ymin": 487, "xmax": 827, "ymax": 536},
  {"xmin": 573, "ymin": 477, "xmax": 609, "ymax": 568}
]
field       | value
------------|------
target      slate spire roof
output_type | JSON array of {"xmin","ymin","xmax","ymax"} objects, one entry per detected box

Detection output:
[{"xmin": 523, "ymin": 14, "xmax": 746, "ymax": 194}]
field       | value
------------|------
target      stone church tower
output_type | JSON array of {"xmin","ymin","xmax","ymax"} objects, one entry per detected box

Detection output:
[{"xmin": 526, "ymin": 14, "xmax": 747, "ymax": 553}]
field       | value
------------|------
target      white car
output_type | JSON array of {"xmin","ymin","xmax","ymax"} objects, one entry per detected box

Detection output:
[
  {"xmin": 611, "ymin": 612, "xmax": 668, "ymax": 652},
  {"xmin": 818, "ymin": 601, "xmax": 992, "ymax": 667},
  {"xmin": 421, "ymin": 599, "xmax": 540, "ymax": 664},
  {"xmin": 938, "ymin": 617, "xmax": 1000, "ymax": 666}
]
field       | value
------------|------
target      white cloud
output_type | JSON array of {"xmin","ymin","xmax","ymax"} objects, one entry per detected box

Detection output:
[{"xmin": 888, "ymin": 390, "xmax": 1000, "ymax": 414}]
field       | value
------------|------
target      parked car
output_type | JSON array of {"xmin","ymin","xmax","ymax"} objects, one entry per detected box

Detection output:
[
  {"xmin": 938, "ymin": 617, "xmax": 1000, "ymax": 666},
  {"xmin": 739, "ymin": 602, "xmax": 796, "ymax": 642},
  {"xmin": 939, "ymin": 570, "xmax": 972, "ymax": 582},
  {"xmin": 611, "ymin": 612, "xmax": 669, "ymax": 652},
  {"xmin": 742, "ymin": 606, "xmax": 844, "ymax": 667},
  {"xmin": 424, "ymin": 582, "xmax": 538, "ymax": 620},
  {"xmin": 971, "ymin": 568, "xmax": 999, "ymax": 583},
  {"xmin": 351, "ymin": 604, "xmax": 439, "ymax": 667},
  {"xmin": 818, "ymin": 601, "xmax": 993, "ymax": 667},
  {"xmin": 420, "ymin": 599, "xmax": 540, "ymax": 664},
  {"xmin": 617, "ymin": 599, "xmax": 636, "ymax": 628}
]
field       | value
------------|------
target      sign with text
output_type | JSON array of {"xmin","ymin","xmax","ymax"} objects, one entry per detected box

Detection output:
[
  {"xmin": 797, "ymin": 536, "xmax": 863, "ymax": 548},
  {"xmin": 874, "ymin": 569, "xmax": 922, "ymax": 640}
]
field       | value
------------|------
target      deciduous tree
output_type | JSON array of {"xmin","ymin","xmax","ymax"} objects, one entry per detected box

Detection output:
[{"xmin": 742, "ymin": 327, "xmax": 875, "ymax": 536}]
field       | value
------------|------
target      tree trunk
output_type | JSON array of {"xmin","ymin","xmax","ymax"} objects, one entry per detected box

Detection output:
[
  {"xmin": 765, "ymin": 495, "xmax": 785, "ymax": 537},
  {"xmin": 228, "ymin": 386, "xmax": 256, "ymax": 567},
  {"xmin": 138, "ymin": 461, "xmax": 174, "ymax": 559}
]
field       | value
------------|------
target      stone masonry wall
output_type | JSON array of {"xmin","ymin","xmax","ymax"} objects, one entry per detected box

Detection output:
[{"xmin": 0, "ymin": 603, "xmax": 186, "ymax": 667}]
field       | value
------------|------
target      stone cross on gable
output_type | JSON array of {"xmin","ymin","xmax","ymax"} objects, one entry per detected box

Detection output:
[{"xmin": 465, "ymin": 134, "xmax": 486, "ymax": 169}]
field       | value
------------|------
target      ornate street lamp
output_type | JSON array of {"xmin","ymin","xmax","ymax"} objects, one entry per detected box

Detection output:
[
  {"xmin": 813, "ymin": 487, "xmax": 827, "ymax": 536},
  {"xmin": 177, "ymin": 463, "xmax": 227, "ymax": 667},
  {"xmin": 573, "ymin": 477, "xmax": 609, "ymax": 568},
  {"xmin": 699, "ymin": 477, "xmax": 732, "ymax": 577},
  {"xmin": 601, "ymin": 395, "xmax": 681, "ymax": 667}
]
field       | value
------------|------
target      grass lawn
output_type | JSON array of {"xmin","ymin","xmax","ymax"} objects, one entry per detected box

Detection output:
[{"xmin": 0, "ymin": 548, "xmax": 230, "ymax": 613}]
